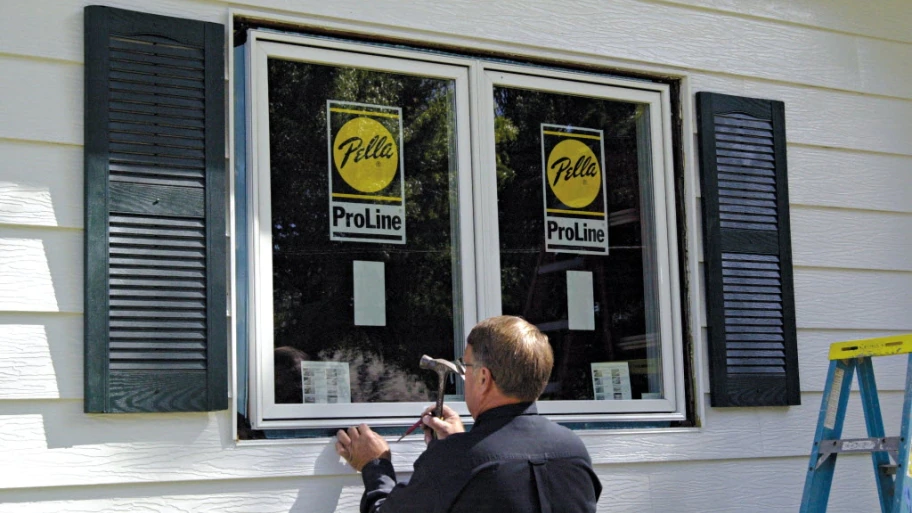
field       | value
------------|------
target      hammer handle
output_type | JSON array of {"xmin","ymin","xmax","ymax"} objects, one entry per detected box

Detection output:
[{"xmin": 434, "ymin": 380, "xmax": 446, "ymax": 440}]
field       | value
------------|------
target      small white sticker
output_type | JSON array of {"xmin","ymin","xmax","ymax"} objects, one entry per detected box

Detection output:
[
  {"xmin": 301, "ymin": 361, "xmax": 351, "ymax": 404},
  {"xmin": 353, "ymin": 261, "xmax": 386, "ymax": 326},
  {"xmin": 567, "ymin": 271, "xmax": 595, "ymax": 331},
  {"xmin": 591, "ymin": 362, "xmax": 632, "ymax": 400},
  {"xmin": 823, "ymin": 367, "xmax": 844, "ymax": 430}
]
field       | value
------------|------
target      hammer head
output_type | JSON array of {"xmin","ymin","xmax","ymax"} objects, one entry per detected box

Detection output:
[
  {"xmin": 419, "ymin": 355, "xmax": 461, "ymax": 377},
  {"xmin": 419, "ymin": 355, "xmax": 462, "ymax": 427}
]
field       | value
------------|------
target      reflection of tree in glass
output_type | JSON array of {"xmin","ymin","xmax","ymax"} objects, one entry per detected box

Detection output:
[
  {"xmin": 319, "ymin": 347, "xmax": 429, "ymax": 403},
  {"xmin": 273, "ymin": 345, "xmax": 430, "ymax": 404},
  {"xmin": 264, "ymin": 59, "xmax": 458, "ymax": 406}
]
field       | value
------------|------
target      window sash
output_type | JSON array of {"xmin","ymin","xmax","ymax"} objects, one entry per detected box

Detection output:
[
  {"xmin": 475, "ymin": 69, "xmax": 681, "ymax": 416},
  {"xmin": 247, "ymin": 37, "xmax": 476, "ymax": 428}
]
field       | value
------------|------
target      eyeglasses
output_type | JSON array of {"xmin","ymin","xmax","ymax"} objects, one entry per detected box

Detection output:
[
  {"xmin": 456, "ymin": 357, "xmax": 476, "ymax": 374},
  {"xmin": 457, "ymin": 357, "xmax": 495, "ymax": 382}
]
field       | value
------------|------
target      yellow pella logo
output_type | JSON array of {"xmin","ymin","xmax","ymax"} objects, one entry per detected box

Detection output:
[
  {"xmin": 546, "ymin": 139, "xmax": 601, "ymax": 209},
  {"xmin": 332, "ymin": 117, "xmax": 398, "ymax": 193}
]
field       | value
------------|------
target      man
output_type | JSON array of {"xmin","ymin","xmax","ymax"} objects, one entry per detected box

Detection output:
[{"xmin": 335, "ymin": 315, "xmax": 602, "ymax": 512}]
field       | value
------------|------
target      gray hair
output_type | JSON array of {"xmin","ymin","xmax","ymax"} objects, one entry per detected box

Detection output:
[{"xmin": 467, "ymin": 316, "xmax": 553, "ymax": 402}]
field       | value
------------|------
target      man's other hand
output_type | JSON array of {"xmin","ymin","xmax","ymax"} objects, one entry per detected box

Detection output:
[
  {"xmin": 422, "ymin": 405, "xmax": 465, "ymax": 443},
  {"xmin": 335, "ymin": 424, "xmax": 391, "ymax": 471}
]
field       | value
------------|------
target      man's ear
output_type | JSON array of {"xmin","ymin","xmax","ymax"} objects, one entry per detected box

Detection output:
[{"xmin": 479, "ymin": 367, "xmax": 494, "ymax": 391}]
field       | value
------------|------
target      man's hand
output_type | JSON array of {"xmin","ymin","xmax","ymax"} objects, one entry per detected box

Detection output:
[
  {"xmin": 335, "ymin": 424, "xmax": 391, "ymax": 472},
  {"xmin": 421, "ymin": 404, "xmax": 465, "ymax": 444}
]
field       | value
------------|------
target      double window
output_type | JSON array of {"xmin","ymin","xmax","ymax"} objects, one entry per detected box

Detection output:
[{"xmin": 241, "ymin": 31, "xmax": 684, "ymax": 430}]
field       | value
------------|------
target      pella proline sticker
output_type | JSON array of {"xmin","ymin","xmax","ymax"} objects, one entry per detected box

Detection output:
[
  {"xmin": 327, "ymin": 101, "xmax": 406, "ymax": 244},
  {"xmin": 541, "ymin": 124, "xmax": 609, "ymax": 255}
]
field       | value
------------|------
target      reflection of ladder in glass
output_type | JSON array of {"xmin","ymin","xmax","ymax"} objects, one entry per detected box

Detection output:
[{"xmin": 801, "ymin": 334, "xmax": 912, "ymax": 512}]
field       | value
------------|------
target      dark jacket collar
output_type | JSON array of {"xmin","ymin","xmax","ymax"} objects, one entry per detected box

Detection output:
[{"xmin": 473, "ymin": 402, "xmax": 537, "ymax": 428}]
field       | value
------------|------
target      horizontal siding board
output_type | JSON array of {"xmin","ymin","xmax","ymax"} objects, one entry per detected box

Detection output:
[
  {"xmin": 0, "ymin": 58, "xmax": 82, "ymax": 146},
  {"xmin": 0, "ymin": 476, "xmax": 364, "ymax": 513},
  {"xmin": 788, "ymin": 146, "xmax": 912, "ymax": 213},
  {"xmin": 0, "ymin": 141, "xmax": 82, "ymax": 228},
  {"xmin": 789, "ymin": 208, "xmax": 912, "ymax": 272},
  {"xmin": 0, "ymin": 314, "xmax": 82, "ymax": 400},
  {"xmin": 0, "ymin": 228, "xmax": 82, "ymax": 313},
  {"xmin": 5, "ymin": 0, "xmax": 912, "ymax": 100},
  {"xmin": 0, "ymin": 393, "xmax": 905, "ymax": 487},
  {"xmin": 658, "ymin": 0, "xmax": 912, "ymax": 44},
  {"xmin": 794, "ymin": 269, "xmax": 912, "ymax": 330}
]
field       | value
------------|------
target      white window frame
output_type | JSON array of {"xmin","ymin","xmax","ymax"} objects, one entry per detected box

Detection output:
[
  {"xmin": 245, "ymin": 30, "xmax": 685, "ymax": 430},
  {"xmin": 476, "ymin": 68, "xmax": 683, "ymax": 418}
]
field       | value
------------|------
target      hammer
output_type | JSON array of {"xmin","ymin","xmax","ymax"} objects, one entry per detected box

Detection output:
[{"xmin": 419, "ymin": 354, "xmax": 462, "ymax": 439}]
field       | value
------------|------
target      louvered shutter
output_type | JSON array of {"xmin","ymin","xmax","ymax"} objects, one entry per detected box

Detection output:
[
  {"xmin": 696, "ymin": 92, "xmax": 800, "ymax": 407},
  {"xmin": 84, "ymin": 6, "xmax": 227, "ymax": 413}
]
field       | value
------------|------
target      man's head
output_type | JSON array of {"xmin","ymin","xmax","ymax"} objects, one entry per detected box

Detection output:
[{"xmin": 463, "ymin": 316, "xmax": 553, "ymax": 416}]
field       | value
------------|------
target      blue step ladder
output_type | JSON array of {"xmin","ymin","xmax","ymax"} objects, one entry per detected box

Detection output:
[{"xmin": 801, "ymin": 334, "xmax": 912, "ymax": 512}]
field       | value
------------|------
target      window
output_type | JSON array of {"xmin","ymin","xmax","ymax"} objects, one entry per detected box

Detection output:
[{"xmin": 239, "ymin": 30, "xmax": 683, "ymax": 431}]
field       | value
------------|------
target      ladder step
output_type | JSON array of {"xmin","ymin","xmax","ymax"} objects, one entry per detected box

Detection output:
[{"xmin": 818, "ymin": 436, "xmax": 899, "ymax": 456}]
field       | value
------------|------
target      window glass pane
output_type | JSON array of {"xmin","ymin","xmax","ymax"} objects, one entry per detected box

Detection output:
[
  {"xmin": 267, "ymin": 58, "xmax": 460, "ymax": 405},
  {"xmin": 493, "ymin": 86, "xmax": 663, "ymax": 402}
]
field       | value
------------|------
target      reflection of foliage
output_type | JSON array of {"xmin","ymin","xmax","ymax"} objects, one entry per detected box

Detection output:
[
  {"xmin": 273, "ymin": 345, "xmax": 430, "ymax": 405},
  {"xmin": 320, "ymin": 347, "xmax": 430, "ymax": 403},
  {"xmin": 494, "ymin": 116, "xmax": 519, "ymax": 184}
]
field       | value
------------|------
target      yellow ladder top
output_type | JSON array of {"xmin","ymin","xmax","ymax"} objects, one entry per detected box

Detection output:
[{"xmin": 829, "ymin": 334, "xmax": 912, "ymax": 360}]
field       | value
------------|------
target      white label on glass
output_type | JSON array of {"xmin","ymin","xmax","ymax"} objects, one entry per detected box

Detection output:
[
  {"xmin": 354, "ymin": 260, "xmax": 386, "ymax": 326},
  {"xmin": 591, "ymin": 362, "xmax": 632, "ymax": 400},
  {"xmin": 327, "ymin": 100, "xmax": 406, "ymax": 244},
  {"xmin": 541, "ymin": 124, "xmax": 609, "ymax": 255},
  {"xmin": 567, "ymin": 270, "xmax": 595, "ymax": 331},
  {"xmin": 301, "ymin": 361, "xmax": 351, "ymax": 404}
]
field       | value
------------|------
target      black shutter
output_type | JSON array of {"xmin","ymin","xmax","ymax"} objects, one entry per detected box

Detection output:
[
  {"xmin": 696, "ymin": 92, "xmax": 800, "ymax": 407},
  {"xmin": 84, "ymin": 6, "xmax": 226, "ymax": 413}
]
